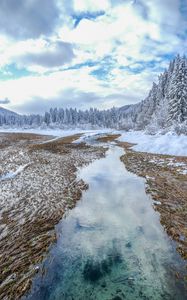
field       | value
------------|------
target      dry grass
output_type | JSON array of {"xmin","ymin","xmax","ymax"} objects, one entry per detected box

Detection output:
[
  {"xmin": 0, "ymin": 133, "xmax": 52, "ymax": 149},
  {"xmin": 28, "ymin": 134, "xmax": 87, "ymax": 155},
  {"xmin": 96, "ymin": 134, "xmax": 121, "ymax": 143},
  {"xmin": 116, "ymin": 141, "xmax": 136, "ymax": 149}
]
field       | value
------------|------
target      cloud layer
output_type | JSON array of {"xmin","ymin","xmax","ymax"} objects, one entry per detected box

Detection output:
[
  {"xmin": 0, "ymin": 0, "xmax": 186, "ymax": 113},
  {"xmin": 0, "ymin": 0, "xmax": 59, "ymax": 39}
]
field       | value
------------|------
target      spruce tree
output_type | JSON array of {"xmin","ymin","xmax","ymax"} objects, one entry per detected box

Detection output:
[{"xmin": 167, "ymin": 55, "xmax": 187, "ymax": 125}]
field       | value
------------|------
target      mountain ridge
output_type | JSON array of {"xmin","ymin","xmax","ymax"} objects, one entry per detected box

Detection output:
[{"xmin": 0, "ymin": 106, "xmax": 18, "ymax": 116}]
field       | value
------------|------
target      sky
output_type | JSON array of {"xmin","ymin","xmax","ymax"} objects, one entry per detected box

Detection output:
[{"xmin": 0, "ymin": 0, "xmax": 187, "ymax": 114}]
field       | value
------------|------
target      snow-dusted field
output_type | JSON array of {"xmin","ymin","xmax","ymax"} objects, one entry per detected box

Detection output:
[
  {"xmin": 0, "ymin": 127, "xmax": 187, "ymax": 157},
  {"xmin": 118, "ymin": 131, "xmax": 187, "ymax": 156},
  {"xmin": 0, "ymin": 132, "xmax": 106, "ymax": 299}
]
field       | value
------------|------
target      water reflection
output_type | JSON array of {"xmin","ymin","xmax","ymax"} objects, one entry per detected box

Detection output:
[{"xmin": 24, "ymin": 146, "xmax": 187, "ymax": 300}]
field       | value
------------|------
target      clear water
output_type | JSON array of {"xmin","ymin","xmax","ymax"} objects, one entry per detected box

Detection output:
[{"xmin": 24, "ymin": 146, "xmax": 187, "ymax": 300}]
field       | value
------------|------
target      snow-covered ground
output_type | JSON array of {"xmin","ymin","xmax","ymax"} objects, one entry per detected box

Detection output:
[
  {"xmin": 118, "ymin": 131, "xmax": 187, "ymax": 156},
  {"xmin": 0, "ymin": 128, "xmax": 187, "ymax": 156}
]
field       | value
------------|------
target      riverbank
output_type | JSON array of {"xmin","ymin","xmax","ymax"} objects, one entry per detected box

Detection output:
[
  {"xmin": 118, "ymin": 140, "xmax": 187, "ymax": 276},
  {"xmin": 0, "ymin": 133, "xmax": 107, "ymax": 299}
]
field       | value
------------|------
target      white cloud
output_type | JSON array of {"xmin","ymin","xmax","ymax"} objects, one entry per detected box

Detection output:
[
  {"xmin": 73, "ymin": 0, "xmax": 110, "ymax": 12},
  {"xmin": 0, "ymin": 0, "xmax": 186, "ymax": 113},
  {"xmin": 0, "ymin": 38, "xmax": 75, "ymax": 73},
  {"xmin": 0, "ymin": 67, "xmax": 102, "ymax": 107},
  {"xmin": 145, "ymin": 0, "xmax": 181, "ymax": 30},
  {"xmin": 61, "ymin": 4, "xmax": 158, "ymax": 44},
  {"xmin": 0, "ymin": 0, "xmax": 60, "ymax": 39},
  {"xmin": 59, "ymin": 3, "xmax": 162, "ymax": 69},
  {"xmin": 1, "ymin": 62, "xmax": 155, "ymax": 114}
]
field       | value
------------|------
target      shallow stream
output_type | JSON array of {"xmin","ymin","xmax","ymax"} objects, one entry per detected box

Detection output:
[{"xmin": 24, "ymin": 146, "xmax": 187, "ymax": 300}]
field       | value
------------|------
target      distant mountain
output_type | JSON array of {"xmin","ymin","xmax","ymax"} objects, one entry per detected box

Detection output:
[
  {"xmin": 0, "ymin": 55, "xmax": 187, "ymax": 134},
  {"xmin": 0, "ymin": 106, "xmax": 18, "ymax": 117},
  {"xmin": 0, "ymin": 106, "xmax": 21, "ymax": 126}
]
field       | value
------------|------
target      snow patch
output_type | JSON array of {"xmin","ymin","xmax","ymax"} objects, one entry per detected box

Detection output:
[
  {"xmin": 118, "ymin": 131, "xmax": 187, "ymax": 156},
  {"xmin": 180, "ymin": 169, "xmax": 187, "ymax": 175},
  {"xmin": 0, "ymin": 164, "xmax": 29, "ymax": 181}
]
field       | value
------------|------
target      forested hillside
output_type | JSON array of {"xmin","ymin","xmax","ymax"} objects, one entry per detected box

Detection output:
[
  {"xmin": 1, "ymin": 55, "xmax": 187, "ymax": 134},
  {"xmin": 119, "ymin": 54, "xmax": 187, "ymax": 133}
]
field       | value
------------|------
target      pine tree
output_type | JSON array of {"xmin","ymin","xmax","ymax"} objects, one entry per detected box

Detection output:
[{"xmin": 167, "ymin": 55, "xmax": 187, "ymax": 125}]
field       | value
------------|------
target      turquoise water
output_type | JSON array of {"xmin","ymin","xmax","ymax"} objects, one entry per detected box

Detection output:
[{"xmin": 24, "ymin": 146, "xmax": 187, "ymax": 300}]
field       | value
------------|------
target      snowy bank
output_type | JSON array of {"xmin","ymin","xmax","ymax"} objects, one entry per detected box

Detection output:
[{"xmin": 118, "ymin": 131, "xmax": 187, "ymax": 156}]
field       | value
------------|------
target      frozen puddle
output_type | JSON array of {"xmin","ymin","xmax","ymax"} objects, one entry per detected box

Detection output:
[
  {"xmin": 0, "ymin": 164, "xmax": 29, "ymax": 181},
  {"xmin": 24, "ymin": 146, "xmax": 186, "ymax": 300}
]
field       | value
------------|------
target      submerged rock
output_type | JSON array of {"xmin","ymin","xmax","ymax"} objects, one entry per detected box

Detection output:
[{"xmin": 111, "ymin": 296, "xmax": 123, "ymax": 300}]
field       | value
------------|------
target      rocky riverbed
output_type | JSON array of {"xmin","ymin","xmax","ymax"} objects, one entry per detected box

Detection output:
[{"xmin": 0, "ymin": 133, "xmax": 107, "ymax": 299}]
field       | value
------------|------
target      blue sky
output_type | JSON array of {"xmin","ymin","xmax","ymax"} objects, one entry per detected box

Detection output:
[{"xmin": 0, "ymin": 0, "xmax": 187, "ymax": 114}]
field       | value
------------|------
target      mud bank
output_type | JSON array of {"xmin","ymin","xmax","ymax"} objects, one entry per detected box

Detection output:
[
  {"xmin": 0, "ymin": 133, "xmax": 107, "ymax": 299},
  {"xmin": 96, "ymin": 134, "xmax": 121, "ymax": 143},
  {"xmin": 119, "ymin": 141, "xmax": 187, "ymax": 274}
]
